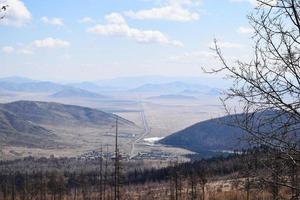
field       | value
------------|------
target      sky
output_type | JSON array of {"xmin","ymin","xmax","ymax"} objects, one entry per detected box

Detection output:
[{"xmin": 0, "ymin": 0, "xmax": 256, "ymax": 81}]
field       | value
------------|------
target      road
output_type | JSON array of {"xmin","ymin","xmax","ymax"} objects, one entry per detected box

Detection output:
[{"xmin": 129, "ymin": 102, "xmax": 150, "ymax": 158}]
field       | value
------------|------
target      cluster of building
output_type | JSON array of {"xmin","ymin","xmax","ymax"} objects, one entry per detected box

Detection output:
[
  {"xmin": 130, "ymin": 150, "xmax": 177, "ymax": 161},
  {"xmin": 78, "ymin": 149, "xmax": 178, "ymax": 161},
  {"xmin": 78, "ymin": 150, "xmax": 114, "ymax": 160},
  {"xmin": 78, "ymin": 150, "xmax": 133, "ymax": 161}
]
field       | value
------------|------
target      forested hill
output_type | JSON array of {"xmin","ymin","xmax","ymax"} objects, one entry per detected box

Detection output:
[{"xmin": 159, "ymin": 114, "xmax": 249, "ymax": 154}]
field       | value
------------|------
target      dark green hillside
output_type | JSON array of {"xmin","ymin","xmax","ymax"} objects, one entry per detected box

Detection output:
[{"xmin": 160, "ymin": 114, "xmax": 248, "ymax": 154}]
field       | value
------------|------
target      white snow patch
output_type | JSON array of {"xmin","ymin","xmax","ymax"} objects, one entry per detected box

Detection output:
[{"xmin": 143, "ymin": 137, "xmax": 164, "ymax": 143}]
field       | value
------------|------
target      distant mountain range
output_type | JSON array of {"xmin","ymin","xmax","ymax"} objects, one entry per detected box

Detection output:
[
  {"xmin": 0, "ymin": 77, "xmax": 110, "ymax": 99},
  {"xmin": 0, "ymin": 101, "xmax": 135, "ymax": 148},
  {"xmin": 0, "ymin": 76, "xmax": 223, "ymax": 97},
  {"xmin": 180, "ymin": 88, "xmax": 221, "ymax": 96},
  {"xmin": 128, "ymin": 81, "xmax": 223, "ymax": 97},
  {"xmin": 159, "ymin": 114, "xmax": 249, "ymax": 154},
  {"xmin": 51, "ymin": 88, "xmax": 108, "ymax": 99},
  {"xmin": 147, "ymin": 94, "xmax": 197, "ymax": 100},
  {"xmin": 95, "ymin": 75, "xmax": 230, "ymax": 89},
  {"xmin": 0, "ymin": 80, "xmax": 66, "ymax": 93},
  {"xmin": 0, "ymin": 76, "xmax": 37, "ymax": 84},
  {"xmin": 67, "ymin": 82, "xmax": 121, "ymax": 93},
  {"xmin": 129, "ymin": 82, "xmax": 208, "ymax": 94}
]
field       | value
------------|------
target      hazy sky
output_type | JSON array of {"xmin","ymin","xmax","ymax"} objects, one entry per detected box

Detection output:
[{"xmin": 0, "ymin": 0, "xmax": 255, "ymax": 81}]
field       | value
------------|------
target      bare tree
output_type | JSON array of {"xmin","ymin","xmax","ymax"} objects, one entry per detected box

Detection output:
[
  {"xmin": 103, "ymin": 145, "xmax": 109, "ymax": 200},
  {"xmin": 114, "ymin": 116, "xmax": 120, "ymax": 200},
  {"xmin": 99, "ymin": 145, "xmax": 103, "ymax": 200},
  {"xmin": 208, "ymin": 0, "xmax": 300, "ymax": 196}
]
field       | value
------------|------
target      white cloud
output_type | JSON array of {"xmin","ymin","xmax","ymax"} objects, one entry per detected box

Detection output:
[
  {"xmin": 125, "ymin": 4, "xmax": 199, "ymax": 22},
  {"xmin": 105, "ymin": 13, "xmax": 126, "ymax": 24},
  {"xmin": 171, "ymin": 40, "xmax": 184, "ymax": 47},
  {"xmin": 168, "ymin": 49, "xmax": 242, "ymax": 70},
  {"xmin": 237, "ymin": 26, "xmax": 254, "ymax": 34},
  {"xmin": 0, "ymin": 0, "xmax": 31, "ymax": 27},
  {"xmin": 230, "ymin": 0, "xmax": 251, "ymax": 3},
  {"xmin": 168, "ymin": 50, "xmax": 214, "ymax": 63},
  {"xmin": 2, "ymin": 46, "xmax": 14, "ymax": 54},
  {"xmin": 171, "ymin": 0, "xmax": 202, "ymax": 6},
  {"xmin": 144, "ymin": 0, "xmax": 202, "ymax": 6},
  {"xmin": 230, "ymin": 0, "xmax": 256, "ymax": 5},
  {"xmin": 41, "ymin": 16, "xmax": 64, "ymax": 26},
  {"xmin": 79, "ymin": 17, "xmax": 95, "ymax": 24},
  {"xmin": 18, "ymin": 49, "xmax": 33, "ymax": 55},
  {"xmin": 33, "ymin": 38, "xmax": 70, "ymax": 48},
  {"xmin": 230, "ymin": 0, "xmax": 277, "ymax": 6},
  {"xmin": 209, "ymin": 41, "xmax": 244, "ymax": 49},
  {"xmin": 87, "ymin": 13, "xmax": 183, "ymax": 47}
]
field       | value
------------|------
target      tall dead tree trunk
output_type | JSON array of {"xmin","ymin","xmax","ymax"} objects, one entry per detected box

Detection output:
[
  {"xmin": 103, "ymin": 145, "xmax": 108, "ymax": 200},
  {"xmin": 11, "ymin": 173, "xmax": 15, "ymax": 200},
  {"xmin": 99, "ymin": 145, "xmax": 103, "ymax": 200},
  {"xmin": 175, "ymin": 170, "xmax": 178, "ymax": 200},
  {"xmin": 114, "ymin": 117, "xmax": 120, "ymax": 200}
]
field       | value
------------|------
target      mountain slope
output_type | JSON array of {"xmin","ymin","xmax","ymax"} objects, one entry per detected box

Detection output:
[
  {"xmin": 0, "ymin": 101, "xmax": 133, "ymax": 127},
  {"xmin": 0, "ymin": 101, "xmax": 136, "ymax": 150},
  {"xmin": 0, "ymin": 109, "xmax": 56, "ymax": 148},
  {"xmin": 160, "ymin": 114, "xmax": 248, "ymax": 153}
]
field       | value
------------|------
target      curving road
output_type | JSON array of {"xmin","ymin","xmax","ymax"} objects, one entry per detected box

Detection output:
[{"xmin": 129, "ymin": 102, "xmax": 150, "ymax": 158}]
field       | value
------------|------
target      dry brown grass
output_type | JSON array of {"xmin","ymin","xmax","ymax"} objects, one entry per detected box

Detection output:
[
  {"xmin": 2, "ymin": 182, "xmax": 290, "ymax": 200},
  {"xmin": 118, "ymin": 179, "xmax": 291, "ymax": 200}
]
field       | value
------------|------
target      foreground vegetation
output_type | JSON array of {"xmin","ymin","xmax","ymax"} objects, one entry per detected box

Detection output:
[{"xmin": 0, "ymin": 147, "xmax": 298, "ymax": 200}]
